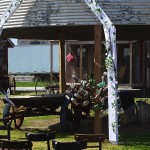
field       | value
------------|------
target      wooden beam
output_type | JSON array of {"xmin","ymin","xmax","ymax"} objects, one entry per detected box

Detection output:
[
  {"xmin": 50, "ymin": 41, "xmax": 53, "ymax": 81},
  {"xmin": 94, "ymin": 25, "xmax": 102, "ymax": 83},
  {"xmin": 80, "ymin": 45, "xmax": 83, "ymax": 79},
  {"xmin": 94, "ymin": 25, "xmax": 103, "ymax": 134},
  {"xmin": 141, "ymin": 41, "xmax": 146, "ymax": 91},
  {"xmin": 59, "ymin": 28, "xmax": 66, "ymax": 93},
  {"xmin": 130, "ymin": 42, "xmax": 132, "ymax": 86}
]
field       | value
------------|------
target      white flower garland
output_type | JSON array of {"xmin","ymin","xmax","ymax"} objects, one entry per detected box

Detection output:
[
  {"xmin": 85, "ymin": 0, "xmax": 119, "ymax": 144},
  {"xmin": 0, "ymin": 0, "xmax": 23, "ymax": 35}
]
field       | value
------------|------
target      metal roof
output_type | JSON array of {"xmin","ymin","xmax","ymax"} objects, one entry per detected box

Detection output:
[
  {"xmin": 0, "ymin": 0, "xmax": 150, "ymax": 29},
  {"xmin": 100, "ymin": 0, "xmax": 150, "ymax": 25},
  {"xmin": 0, "ymin": 0, "xmax": 100, "ymax": 29},
  {"xmin": 1, "ymin": 0, "xmax": 150, "ymax": 40}
]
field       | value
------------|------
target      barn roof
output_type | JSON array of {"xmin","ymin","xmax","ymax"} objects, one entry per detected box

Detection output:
[
  {"xmin": 1, "ymin": 0, "xmax": 150, "ymax": 40},
  {"xmin": 100, "ymin": 0, "xmax": 150, "ymax": 25},
  {"xmin": 0, "ymin": 0, "xmax": 100, "ymax": 29},
  {"xmin": 1, "ymin": 0, "xmax": 150, "ymax": 29}
]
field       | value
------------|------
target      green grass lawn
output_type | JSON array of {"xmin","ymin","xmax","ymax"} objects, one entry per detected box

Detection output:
[
  {"xmin": 16, "ymin": 80, "xmax": 58, "ymax": 87},
  {"xmin": 16, "ymin": 81, "xmax": 45, "ymax": 87},
  {"xmin": 0, "ymin": 113, "xmax": 149, "ymax": 150},
  {"xmin": 0, "ymin": 88, "xmax": 150, "ymax": 149}
]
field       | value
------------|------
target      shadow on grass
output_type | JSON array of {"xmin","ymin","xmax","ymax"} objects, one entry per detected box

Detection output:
[
  {"xmin": 21, "ymin": 128, "xmax": 51, "ymax": 133},
  {"xmin": 20, "ymin": 117, "xmax": 95, "ymax": 137},
  {"xmin": 119, "ymin": 122, "xmax": 150, "ymax": 147},
  {"xmin": 19, "ymin": 115, "xmax": 150, "ymax": 148}
]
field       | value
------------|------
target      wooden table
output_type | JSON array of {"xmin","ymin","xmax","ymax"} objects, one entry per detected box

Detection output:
[{"xmin": 2, "ymin": 94, "xmax": 71, "ymax": 131}]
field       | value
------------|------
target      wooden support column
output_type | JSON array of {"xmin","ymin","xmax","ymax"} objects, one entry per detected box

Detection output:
[
  {"xmin": 94, "ymin": 25, "xmax": 103, "ymax": 134},
  {"xmin": 59, "ymin": 28, "xmax": 66, "ymax": 93},
  {"xmin": 129, "ymin": 42, "xmax": 132, "ymax": 86},
  {"xmin": 94, "ymin": 25, "xmax": 102, "ymax": 83},
  {"xmin": 50, "ymin": 41, "xmax": 53, "ymax": 81},
  {"xmin": 80, "ymin": 45, "xmax": 83, "ymax": 79}
]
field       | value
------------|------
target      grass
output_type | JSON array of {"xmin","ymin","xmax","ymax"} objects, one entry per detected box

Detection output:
[
  {"xmin": 16, "ymin": 81, "xmax": 36, "ymax": 87},
  {"xmin": 0, "ymin": 88, "xmax": 150, "ymax": 149},
  {"xmin": 16, "ymin": 81, "xmax": 46, "ymax": 87},
  {"xmin": 16, "ymin": 81, "xmax": 58, "ymax": 90}
]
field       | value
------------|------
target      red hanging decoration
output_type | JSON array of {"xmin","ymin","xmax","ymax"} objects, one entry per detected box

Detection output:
[{"xmin": 66, "ymin": 53, "xmax": 74, "ymax": 63}]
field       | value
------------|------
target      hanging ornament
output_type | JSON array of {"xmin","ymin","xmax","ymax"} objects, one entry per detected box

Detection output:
[{"xmin": 66, "ymin": 53, "xmax": 74, "ymax": 63}]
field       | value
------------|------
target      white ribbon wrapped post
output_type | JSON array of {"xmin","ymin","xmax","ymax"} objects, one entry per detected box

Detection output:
[{"xmin": 85, "ymin": 0, "xmax": 118, "ymax": 144}]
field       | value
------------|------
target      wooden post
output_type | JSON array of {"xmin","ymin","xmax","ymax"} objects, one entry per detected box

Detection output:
[
  {"xmin": 130, "ymin": 42, "xmax": 132, "ymax": 86},
  {"xmin": 94, "ymin": 25, "xmax": 103, "ymax": 134},
  {"xmin": 50, "ymin": 41, "xmax": 53, "ymax": 81},
  {"xmin": 80, "ymin": 45, "xmax": 83, "ymax": 79},
  {"xmin": 59, "ymin": 28, "xmax": 66, "ymax": 93}
]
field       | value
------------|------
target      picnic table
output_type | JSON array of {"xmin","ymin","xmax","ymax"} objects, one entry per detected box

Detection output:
[{"xmin": 2, "ymin": 94, "xmax": 71, "ymax": 131}]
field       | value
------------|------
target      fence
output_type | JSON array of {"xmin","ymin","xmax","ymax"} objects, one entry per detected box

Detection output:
[{"xmin": 124, "ymin": 99, "xmax": 150, "ymax": 124}]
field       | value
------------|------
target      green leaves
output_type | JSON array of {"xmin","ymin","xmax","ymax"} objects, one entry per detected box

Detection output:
[
  {"xmin": 95, "ymin": 8, "xmax": 101, "ymax": 13},
  {"xmin": 105, "ymin": 56, "xmax": 114, "ymax": 69}
]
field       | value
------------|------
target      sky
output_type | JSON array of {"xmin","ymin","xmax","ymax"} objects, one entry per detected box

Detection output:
[{"xmin": 10, "ymin": 38, "xmax": 18, "ymax": 45}]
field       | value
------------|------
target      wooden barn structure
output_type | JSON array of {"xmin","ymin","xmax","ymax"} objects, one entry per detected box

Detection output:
[{"xmin": 1, "ymin": 0, "xmax": 150, "ymax": 134}]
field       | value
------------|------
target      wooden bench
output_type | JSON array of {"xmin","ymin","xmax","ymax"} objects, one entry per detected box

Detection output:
[
  {"xmin": 25, "ymin": 131, "xmax": 56, "ymax": 150},
  {"xmin": 0, "ymin": 140, "xmax": 32, "ymax": 150},
  {"xmin": 52, "ymin": 139, "xmax": 87, "ymax": 150},
  {"xmin": 0, "ymin": 123, "xmax": 11, "ymax": 140},
  {"xmin": 74, "ymin": 133, "xmax": 105, "ymax": 150}
]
